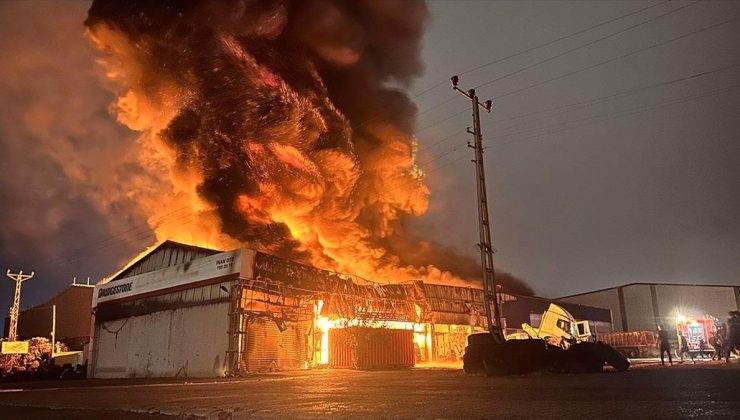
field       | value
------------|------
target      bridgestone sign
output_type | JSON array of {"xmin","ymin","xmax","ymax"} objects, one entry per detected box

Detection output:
[
  {"xmin": 97, "ymin": 282, "xmax": 133, "ymax": 299},
  {"xmin": 93, "ymin": 248, "xmax": 254, "ymax": 306}
]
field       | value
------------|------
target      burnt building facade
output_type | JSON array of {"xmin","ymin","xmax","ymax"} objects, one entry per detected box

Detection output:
[{"xmin": 89, "ymin": 241, "xmax": 609, "ymax": 378}]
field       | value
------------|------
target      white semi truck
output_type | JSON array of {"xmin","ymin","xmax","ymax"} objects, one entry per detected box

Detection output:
[{"xmin": 519, "ymin": 303, "xmax": 594, "ymax": 349}]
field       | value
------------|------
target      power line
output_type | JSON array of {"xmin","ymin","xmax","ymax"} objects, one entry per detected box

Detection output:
[
  {"xmin": 416, "ymin": 128, "xmax": 465, "ymax": 154},
  {"xmin": 420, "ymin": 81, "xmax": 740, "ymax": 175},
  {"xmin": 410, "ymin": 0, "xmax": 669, "ymax": 99},
  {"xmin": 414, "ymin": 3, "xmax": 713, "ymax": 140},
  {"xmin": 474, "ymin": 0, "xmax": 701, "ymax": 90},
  {"xmin": 493, "ymin": 83, "xmax": 740, "ymax": 149},
  {"xmin": 417, "ymin": 63, "xmax": 738, "ymax": 156},
  {"xmin": 415, "ymin": 110, "xmax": 469, "ymax": 134},
  {"xmin": 36, "ymin": 205, "xmax": 195, "ymax": 266},
  {"xmin": 492, "ymin": 15, "xmax": 739, "ymax": 100},
  {"xmin": 489, "ymin": 66, "xmax": 740, "ymax": 136},
  {"xmin": 415, "ymin": 10, "xmax": 736, "ymax": 142},
  {"xmin": 487, "ymin": 62, "xmax": 739, "ymax": 129}
]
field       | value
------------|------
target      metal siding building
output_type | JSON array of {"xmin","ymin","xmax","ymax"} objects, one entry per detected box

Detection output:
[
  {"xmin": 4, "ymin": 284, "xmax": 94, "ymax": 351},
  {"xmin": 90, "ymin": 242, "xmax": 242, "ymax": 378},
  {"xmin": 559, "ymin": 283, "xmax": 740, "ymax": 332}
]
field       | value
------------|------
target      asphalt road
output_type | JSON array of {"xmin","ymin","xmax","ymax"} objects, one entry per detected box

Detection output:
[{"xmin": 0, "ymin": 361, "xmax": 738, "ymax": 419}]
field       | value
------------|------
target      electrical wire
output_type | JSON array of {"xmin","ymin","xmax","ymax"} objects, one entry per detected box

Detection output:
[
  {"xmin": 474, "ymin": 0, "xmax": 702, "ymax": 90},
  {"xmin": 413, "ymin": 1, "xmax": 695, "ymax": 118},
  {"xmin": 420, "ymin": 81, "xmax": 740, "ymax": 175},
  {"xmin": 416, "ymin": 62, "xmax": 738, "ymax": 156},
  {"xmin": 487, "ymin": 62, "xmax": 739, "ymax": 129},
  {"xmin": 494, "ymin": 83, "xmax": 740, "ymax": 149},
  {"xmin": 410, "ymin": 0, "xmax": 669, "ymax": 99},
  {"xmin": 491, "ymin": 15, "xmax": 739, "ymax": 100},
  {"xmin": 413, "ymin": 11, "xmax": 737, "ymax": 145}
]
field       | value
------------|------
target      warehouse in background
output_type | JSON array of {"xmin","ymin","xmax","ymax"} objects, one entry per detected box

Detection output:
[
  {"xmin": 559, "ymin": 283, "xmax": 740, "ymax": 332},
  {"xmin": 3, "ymin": 282, "xmax": 94, "ymax": 351}
]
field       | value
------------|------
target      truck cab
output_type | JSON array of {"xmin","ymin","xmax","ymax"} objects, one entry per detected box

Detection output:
[{"xmin": 522, "ymin": 303, "xmax": 593, "ymax": 348}]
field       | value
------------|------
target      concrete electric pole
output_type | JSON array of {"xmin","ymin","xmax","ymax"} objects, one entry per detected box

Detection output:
[
  {"xmin": 5, "ymin": 269, "xmax": 34, "ymax": 341},
  {"xmin": 51, "ymin": 304, "xmax": 56, "ymax": 358},
  {"xmin": 451, "ymin": 76, "xmax": 504, "ymax": 341}
]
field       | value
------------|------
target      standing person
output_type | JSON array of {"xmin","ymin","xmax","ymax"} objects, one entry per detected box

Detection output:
[
  {"xmin": 656, "ymin": 324, "xmax": 672, "ymax": 366},
  {"xmin": 712, "ymin": 332, "xmax": 725, "ymax": 361},
  {"xmin": 677, "ymin": 331, "xmax": 695, "ymax": 364},
  {"xmin": 698, "ymin": 338, "xmax": 707, "ymax": 359},
  {"xmin": 718, "ymin": 322, "xmax": 728, "ymax": 341},
  {"xmin": 725, "ymin": 311, "xmax": 740, "ymax": 363}
]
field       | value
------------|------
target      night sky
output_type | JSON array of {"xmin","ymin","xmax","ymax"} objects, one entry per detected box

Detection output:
[{"xmin": 1, "ymin": 0, "xmax": 739, "ymax": 317}]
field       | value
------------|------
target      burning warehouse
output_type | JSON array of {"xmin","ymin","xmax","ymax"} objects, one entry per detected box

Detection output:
[{"xmin": 89, "ymin": 241, "xmax": 492, "ymax": 378}]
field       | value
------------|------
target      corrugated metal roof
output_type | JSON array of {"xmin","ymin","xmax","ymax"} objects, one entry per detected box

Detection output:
[{"xmin": 107, "ymin": 240, "xmax": 220, "ymax": 282}]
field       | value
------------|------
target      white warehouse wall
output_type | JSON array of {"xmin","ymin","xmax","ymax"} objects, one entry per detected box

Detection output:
[
  {"xmin": 93, "ymin": 302, "xmax": 230, "ymax": 378},
  {"xmin": 621, "ymin": 284, "xmax": 655, "ymax": 331}
]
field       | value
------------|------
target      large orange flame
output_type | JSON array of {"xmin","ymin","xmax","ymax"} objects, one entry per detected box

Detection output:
[{"xmin": 85, "ymin": 0, "xmax": 474, "ymax": 287}]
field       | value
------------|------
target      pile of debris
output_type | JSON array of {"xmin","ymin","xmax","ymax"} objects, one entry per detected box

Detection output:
[
  {"xmin": 463, "ymin": 334, "xmax": 629, "ymax": 376},
  {"xmin": 0, "ymin": 337, "xmax": 84, "ymax": 381},
  {"xmin": 464, "ymin": 303, "xmax": 630, "ymax": 376}
]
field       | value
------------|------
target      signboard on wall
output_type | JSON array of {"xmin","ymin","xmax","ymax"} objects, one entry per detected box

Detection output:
[
  {"xmin": 1, "ymin": 341, "xmax": 29, "ymax": 354},
  {"xmin": 93, "ymin": 248, "xmax": 255, "ymax": 306}
]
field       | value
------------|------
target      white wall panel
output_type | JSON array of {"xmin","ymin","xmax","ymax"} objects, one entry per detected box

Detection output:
[
  {"xmin": 93, "ymin": 302, "xmax": 229, "ymax": 378},
  {"xmin": 93, "ymin": 318, "xmax": 132, "ymax": 378}
]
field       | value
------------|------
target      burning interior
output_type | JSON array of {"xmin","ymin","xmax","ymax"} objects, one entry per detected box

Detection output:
[{"xmin": 233, "ymin": 252, "xmax": 490, "ymax": 371}]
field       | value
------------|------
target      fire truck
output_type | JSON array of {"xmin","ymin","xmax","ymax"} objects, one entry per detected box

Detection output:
[{"xmin": 675, "ymin": 314, "xmax": 717, "ymax": 354}]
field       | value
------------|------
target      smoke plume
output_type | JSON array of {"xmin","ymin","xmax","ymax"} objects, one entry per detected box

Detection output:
[{"xmin": 84, "ymin": 0, "xmax": 532, "ymax": 294}]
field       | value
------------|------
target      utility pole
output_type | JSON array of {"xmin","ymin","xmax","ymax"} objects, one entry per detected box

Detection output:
[
  {"xmin": 451, "ymin": 75, "xmax": 504, "ymax": 341},
  {"xmin": 50, "ymin": 304, "xmax": 57, "ymax": 359},
  {"xmin": 5, "ymin": 269, "xmax": 34, "ymax": 341}
]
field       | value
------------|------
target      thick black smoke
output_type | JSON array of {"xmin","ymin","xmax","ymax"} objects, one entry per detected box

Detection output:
[
  {"xmin": 86, "ymin": 0, "xmax": 426, "ymax": 254},
  {"xmin": 85, "ymin": 0, "xmax": 533, "ymax": 293}
]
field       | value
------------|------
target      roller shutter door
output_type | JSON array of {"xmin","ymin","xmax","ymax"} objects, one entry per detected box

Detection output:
[
  {"xmin": 239, "ymin": 317, "xmax": 307, "ymax": 372},
  {"xmin": 329, "ymin": 327, "xmax": 414, "ymax": 369}
]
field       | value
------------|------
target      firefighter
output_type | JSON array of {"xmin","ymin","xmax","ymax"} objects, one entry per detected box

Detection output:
[{"xmin": 656, "ymin": 324, "xmax": 672, "ymax": 366}]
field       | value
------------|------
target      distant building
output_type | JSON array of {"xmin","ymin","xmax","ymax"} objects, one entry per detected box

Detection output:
[
  {"xmin": 3, "ymin": 283, "xmax": 94, "ymax": 350},
  {"xmin": 559, "ymin": 283, "xmax": 740, "ymax": 332}
]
